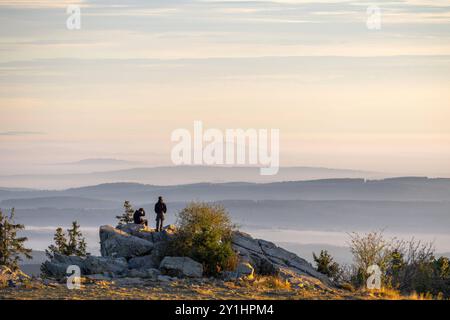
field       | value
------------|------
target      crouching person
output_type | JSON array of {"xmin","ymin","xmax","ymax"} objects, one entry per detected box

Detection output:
[{"xmin": 133, "ymin": 208, "xmax": 148, "ymax": 227}]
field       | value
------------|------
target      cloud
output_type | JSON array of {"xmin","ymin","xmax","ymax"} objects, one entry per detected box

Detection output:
[
  {"xmin": 0, "ymin": 0, "xmax": 86, "ymax": 8},
  {"xmin": 0, "ymin": 131, "xmax": 45, "ymax": 136}
]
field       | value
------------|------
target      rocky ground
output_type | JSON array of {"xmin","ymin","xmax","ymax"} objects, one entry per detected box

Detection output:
[{"xmin": 0, "ymin": 275, "xmax": 371, "ymax": 300}]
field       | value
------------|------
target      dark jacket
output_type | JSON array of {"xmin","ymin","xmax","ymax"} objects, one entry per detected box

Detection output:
[
  {"xmin": 133, "ymin": 210, "xmax": 145, "ymax": 224},
  {"xmin": 154, "ymin": 201, "xmax": 167, "ymax": 216}
]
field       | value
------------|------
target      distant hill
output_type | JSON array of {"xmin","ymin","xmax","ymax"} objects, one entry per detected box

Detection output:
[
  {"xmin": 0, "ymin": 196, "xmax": 119, "ymax": 209},
  {"xmin": 0, "ymin": 165, "xmax": 381, "ymax": 189},
  {"xmin": 56, "ymin": 158, "xmax": 139, "ymax": 166},
  {"xmin": 2, "ymin": 177, "xmax": 449, "ymax": 203}
]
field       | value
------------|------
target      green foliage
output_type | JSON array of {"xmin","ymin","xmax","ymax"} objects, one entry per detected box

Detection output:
[
  {"xmin": 46, "ymin": 221, "xmax": 88, "ymax": 258},
  {"xmin": 166, "ymin": 202, "xmax": 237, "ymax": 276},
  {"xmin": 313, "ymin": 250, "xmax": 341, "ymax": 280},
  {"xmin": 0, "ymin": 208, "xmax": 32, "ymax": 270},
  {"xmin": 116, "ymin": 200, "xmax": 135, "ymax": 225}
]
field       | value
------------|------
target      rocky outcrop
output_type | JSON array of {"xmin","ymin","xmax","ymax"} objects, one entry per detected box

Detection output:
[
  {"xmin": 231, "ymin": 231, "xmax": 332, "ymax": 285},
  {"xmin": 159, "ymin": 257, "xmax": 203, "ymax": 278},
  {"xmin": 41, "ymin": 224, "xmax": 180, "ymax": 280},
  {"xmin": 41, "ymin": 253, "xmax": 129, "ymax": 279},
  {"xmin": 128, "ymin": 255, "xmax": 158, "ymax": 270},
  {"xmin": 100, "ymin": 225, "xmax": 154, "ymax": 258},
  {"xmin": 41, "ymin": 224, "xmax": 331, "ymax": 287}
]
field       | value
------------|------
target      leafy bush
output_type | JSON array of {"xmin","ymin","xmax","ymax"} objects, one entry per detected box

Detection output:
[
  {"xmin": 166, "ymin": 202, "xmax": 237, "ymax": 276},
  {"xmin": 45, "ymin": 221, "xmax": 88, "ymax": 258},
  {"xmin": 313, "ymin": 250, "xmax": 341, "ymax": 280}
]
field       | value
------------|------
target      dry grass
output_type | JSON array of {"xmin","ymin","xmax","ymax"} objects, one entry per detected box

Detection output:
[
  {"xmin": 1, "ymin": 277, "xmax": 445, "ymax": 300},
  {"xmin": 253, "ymin": 276, "xmax": 292, "ymax": 290},
  {"xmin": 365, "ymin": 287, "xmax": 446, "ymax": 300}
]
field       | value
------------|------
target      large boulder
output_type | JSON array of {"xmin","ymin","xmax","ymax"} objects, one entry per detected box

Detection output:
[
  {"xmin": 127, "ymin": 268, "xmax": 161, "ymax": 279},
  {"xmin": 41, "ymin": 261, "xmax": 70, "ymax": 279},
  {"xmin": 128, "ymin": 255, "xmax": 158, "ymax": 270},
  {"xmin": 41, "ymin": 254, "xmax": 129, "ymax": 278},
  {"xmin": 100, "ymin": 225, "xmax": 154, "ymax": 258},
  {"xmin": 116, "ymin": 223, "xmax": 176, "ymax": 243},
  {"xmin": 41, "ymin": 253, "xmax": 86, "ymax": 279},
  {"xmin": 159, "ymin": 256, "xmax": 203, "ymax": 278},
  {"xmin": 116, "ymin": 223, "xmax": 154, "ymax": 242},
  {"xmin": 236, "ymin": 262, "xmax": 255, "ymax": 278},
  {"xmin": 84, "ymin": 256, "xmax": 128, "ymax": 275},
  {"xmin": 151, "ymin": 225, "xmax": 176, "ymax": 243},
  {"xmin": 232, "ymin": 231, "xmax": 332, "ymax": 285}
]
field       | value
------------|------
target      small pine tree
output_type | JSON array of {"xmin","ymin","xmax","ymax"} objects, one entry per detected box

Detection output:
[
  {"xmin": 116, "ymin": 200, "xmax": 135, "ymax": 225},
  {"xmin": 46, "ymin": 222, "xmax": 87, "ymax": 258},
  {"xmin": 0, "ymin": 208, "xmax": 32, "ymax": 270},
  {"xmin": 67, "ymin": 221, "xmax": 87, "ymax": 256},
  {"xmin": 313, "ymin": 250, "xmax": 341, "ymax": 280},
  {"xmin": 45, "ymin": 227, "xmax": 68, "ymax": 259}
]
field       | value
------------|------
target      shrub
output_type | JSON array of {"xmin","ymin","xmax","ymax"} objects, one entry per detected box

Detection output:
[
  {"xmin": 347, "ymin": 231, "xmax": 450, "ymax": 297},
  {"xmin": 348, "ymin": 231, "xmax": 392, "ymax": 287},
  {"xmin": 313, "ymin": 250, "xmax": 341, "ymax": 280},
  {"xmin": 166, "ymin": 202, "xmax": 237, "ymax": 276}
]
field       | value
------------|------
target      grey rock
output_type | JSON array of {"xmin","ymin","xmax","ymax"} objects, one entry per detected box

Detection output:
[
  {"xmin": 127, "ymin": 269, "xmax": 148, "ymax": 278},
  {"xmin": 128, "ymin": 255, "xmax": 158, "ymax": 270},
  {"xmin": 85, "ymin": 274, "xmax": 111, "ymax": 281},
  {"xmin": 152, "ymin": 225, "xmax": 177, "ymax": 243},
  {"xmin": 231, "ymin": 231, "xmax": 332, "ymax": 285},
  {"xmin": 159, "ymin": 256, "xmax": 203, "ymax": 278},
  {"xmin": 157, "ymin": 275, "xmax": 173, "ymax": 282},
  {"xmin": 236, "ymin": 262, "xmax": 254, "ymax": 278},
  {"xmin": 232, "ymin": 231, "xmax": 264, "ymax": 254},
  {"xmin": 127, "ymin": 268, "xmax": 161, "ymax": 279},
  {"xmin": 114, "ymin": 277, "xmax": 146, "ymax": 286},
  {"xmin": 100, "ymin": 225, "xmax": 154, "ymax": 258},
  {"xmin": 84, "ymin": 256, "xmax": 128, "ymax": 275},
  {"xmin": 41, "ymin": 261, "xmax": 70, "ymax": 279},
  {"xmin": 52, "ymin": 253, "xmax": 85, "ymax": 267},
  {"xmin": 117, "ymin": 223, "xmax": 154, "ymax": 242}
]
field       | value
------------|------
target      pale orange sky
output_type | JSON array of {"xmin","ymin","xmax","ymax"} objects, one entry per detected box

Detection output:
[{"xmin": 0, "ymin": 0, "xmax": 449, "ymax": 176}]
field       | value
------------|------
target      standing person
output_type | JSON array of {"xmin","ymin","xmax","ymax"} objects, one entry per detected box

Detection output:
[{"xmin": 154, "ymin": 196, "xmax": 167, "ymax": 232}]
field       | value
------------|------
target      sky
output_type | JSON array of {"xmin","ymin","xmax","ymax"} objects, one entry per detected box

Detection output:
[{"xmin": 0, "ymin": 0, "xmax": 449, "ymax": 176}]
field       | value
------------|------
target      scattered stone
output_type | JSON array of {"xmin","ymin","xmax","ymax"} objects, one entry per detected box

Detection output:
[{"xmin": 157, "ymin": 275, "xmax": 172, "ymax": 282}]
